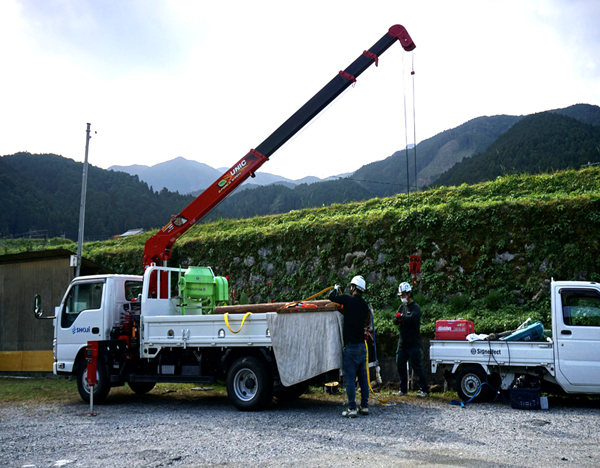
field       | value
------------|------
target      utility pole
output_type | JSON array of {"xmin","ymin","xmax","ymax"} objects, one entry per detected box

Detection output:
[{"xmin": 76, "ymin": 123, "xmax": 92, "ymax": 278}]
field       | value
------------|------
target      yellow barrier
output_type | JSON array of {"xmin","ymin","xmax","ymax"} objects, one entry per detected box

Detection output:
[{"xmin": 0, "ymin": 351, "xmax": 54, "ymax": 372}]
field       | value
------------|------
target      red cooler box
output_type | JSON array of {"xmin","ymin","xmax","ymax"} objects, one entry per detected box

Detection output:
[{"xmin": 435, "ymin": 320, "xmax": 474, "ymax": 340}]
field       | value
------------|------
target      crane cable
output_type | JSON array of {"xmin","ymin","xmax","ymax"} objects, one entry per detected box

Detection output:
[
  {"xmin": 402, "ymin": 50, "xmax": 411, "ymax": 199},
  {"xmin": 403, "ymin": 51, "xmax": 421, "ymax": 286},
  {"xmin": 411, "ymin": 52, "xmax": 419, "ymax": 244}
]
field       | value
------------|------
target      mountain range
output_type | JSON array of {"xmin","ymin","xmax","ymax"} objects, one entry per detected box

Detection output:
[
  {"xmin": 110, "ymin": 103, "xmax": 600, "ymax": 200},
  {"xmin": 1, "ymin": 103, "xmax": 599, "ymax": 240},
  {"xmin": 109, "ymin": 157, "xmax": 348, "ymax": 196},
  {"xmin": 201, "ymin": 103, "xmax": 600, "ymax": 220}
]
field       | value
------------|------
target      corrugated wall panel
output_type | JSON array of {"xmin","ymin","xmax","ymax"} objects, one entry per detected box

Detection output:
[{"xmin": 0, "ymin": 258, "xmax": 71, "ymax": 352}]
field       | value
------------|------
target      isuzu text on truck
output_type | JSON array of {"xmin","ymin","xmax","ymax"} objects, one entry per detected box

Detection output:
[{"xmin": 34, "ymin": 25, "xmax": 416, "ymax": 411}]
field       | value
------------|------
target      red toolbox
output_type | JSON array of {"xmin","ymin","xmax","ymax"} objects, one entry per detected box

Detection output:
[{"xmin": 434, "ymin": 320, "xmax": 474, "ymax": 340}]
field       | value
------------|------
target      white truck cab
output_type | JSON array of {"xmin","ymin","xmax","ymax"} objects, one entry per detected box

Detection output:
[
  {"xmin": 551, "ymin": 281, "xmax": 600, "ymax": 391},
  {"xmin": 53, "ymin": 274, "xmax": 142, "ymax": 375}
]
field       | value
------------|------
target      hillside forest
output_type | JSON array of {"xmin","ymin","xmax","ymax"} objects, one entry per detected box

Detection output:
[{"xmin": 1, "ymin": 104, "xmax": 599, "ymax": 241}]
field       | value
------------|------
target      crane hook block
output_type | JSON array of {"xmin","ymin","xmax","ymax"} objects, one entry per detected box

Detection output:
[
  {"xmin": 388, "ymin": 25, "xmax": 416, "ymax": 51},
  {"xmin": 409, "ymin": 254, "xmax": 422, "ymax": 286}
]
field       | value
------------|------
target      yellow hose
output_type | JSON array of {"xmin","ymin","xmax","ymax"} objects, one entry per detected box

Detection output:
[
  {"xmin": 227, "ymin": 285, "xmax": 334, "ymax": 332},
  {"xmin": 223, "ymin": 312, "xmax": 252, "ymax": 333},
  {"xmin": 282, "ymin": 285, "xmax": 335, "ymax": 309},
  {"xmin": 365, "ymin": 341, "xmax": 390, "ymax": 405}
]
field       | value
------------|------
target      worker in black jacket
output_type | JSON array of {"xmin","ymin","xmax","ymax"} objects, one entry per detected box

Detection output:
[
  {"xmin": 393, "ymin": 281, "xmax": 429, "ymax": 397},
  {"xmin": 329, "ymin": 275, "xmax": 371, "ymax": 418}
]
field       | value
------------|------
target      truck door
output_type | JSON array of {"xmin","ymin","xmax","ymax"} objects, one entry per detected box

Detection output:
[
  {"xmin": 55, "ymin": 279, "xmax": 106, "ymax": 373},
  {"xmin": 555, "ymin": 287, "xmax": 600, "ymax": 387}
]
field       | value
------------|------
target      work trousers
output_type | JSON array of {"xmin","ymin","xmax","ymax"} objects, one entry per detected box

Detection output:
[
  {"xmin": 343, "ymin": 343, "xmax": 369, "ymax": 410},
  {"xmin": 396, "ymin": 345, "xmax": 429, "ymax": 393}
]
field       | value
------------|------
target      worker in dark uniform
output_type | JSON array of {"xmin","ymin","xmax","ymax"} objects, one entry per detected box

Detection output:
[
  {"xmin": 329, "ymin": 275, "xmax": 371, "ymax": 418},
  {"xmin": 393, "ymin": 281, "xmax": 429, "ymax": 397}
]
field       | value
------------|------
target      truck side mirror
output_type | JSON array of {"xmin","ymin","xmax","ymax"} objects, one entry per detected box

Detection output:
[{"xmin": 34, "ymin": 294, "xmax": 55, "ymax": 320}]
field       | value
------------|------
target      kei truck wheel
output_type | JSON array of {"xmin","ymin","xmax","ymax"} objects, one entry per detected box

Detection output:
[
  {"xmin": 456, "ymin": 365, "xmax": 490, "ymax": 403},
  {"xmin": 226, "ymin": 356, "xmax": 273, "ymax": 411}
]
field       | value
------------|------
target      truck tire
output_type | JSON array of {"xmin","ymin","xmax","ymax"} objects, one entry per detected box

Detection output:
[
  {"xmin": 226, "ymin": 357, "xmax": 273, "ymax": 411},
  {"xmin": 76, "ymin": 359, "xmax": 111, "ymax": 404},
  {"xmin": 128, "ymin": 381, "xmax": 156, "ymax": 395},
  {"xmin": 456, "ymin": 366, "xmax": 489, "ymax": 403}
]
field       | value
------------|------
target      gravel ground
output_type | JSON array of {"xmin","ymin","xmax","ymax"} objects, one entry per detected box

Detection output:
[{"xmin": 1, "ymin": 391, "xmax": 599, "ymax": 468}]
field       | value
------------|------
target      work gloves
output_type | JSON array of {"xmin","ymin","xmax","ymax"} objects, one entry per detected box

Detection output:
[
  {"xmin": 333, "ymin": 284, "xmax": 343, "ymax": 295},
  {"xmin": 393, "ymin": 311, "xmax": 402, "ymax": 326}
]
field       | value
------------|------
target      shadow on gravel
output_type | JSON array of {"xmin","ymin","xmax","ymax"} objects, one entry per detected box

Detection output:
[
  {"xmin": 546, "ymin": 394, "xmax": 600, "ymax": 409},
  {"xmin": 101, "ymin": 391, "xmax": 231, "ymax": 407},
  {"xmin": 74, "ymin": 386, "xmax": 347, "ymax": 414}
]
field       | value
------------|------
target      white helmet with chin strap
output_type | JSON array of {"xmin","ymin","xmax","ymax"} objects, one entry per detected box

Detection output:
[
  {"xmin": 398, "ymin": 281, "xmax": 412, "ymax": 295},
  {"xmin": 350, "ymin": 275, "xmax": 366, "ymax": 292}
]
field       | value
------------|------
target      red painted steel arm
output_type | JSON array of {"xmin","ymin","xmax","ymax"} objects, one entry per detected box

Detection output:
[{"xmin": 142, "ymin": 149, "xmax": 268, "ymax": 268}]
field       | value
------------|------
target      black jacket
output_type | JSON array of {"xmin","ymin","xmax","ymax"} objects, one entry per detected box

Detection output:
[
  {"xmin": 329, "ymin": 290, "xmax": 370, "ymax": 345},
  {"xmin": 392, "ymin": 301, "xmax": 422, "ymax": 348}
]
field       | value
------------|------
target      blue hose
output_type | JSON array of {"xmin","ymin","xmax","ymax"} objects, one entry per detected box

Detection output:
[{"xmin": 450, "ymin": 382, "xmax": 508, "ymax": 408}]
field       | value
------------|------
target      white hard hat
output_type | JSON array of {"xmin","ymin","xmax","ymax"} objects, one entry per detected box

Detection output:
[
  {"xmin": 398, "ymin": 281, "xmax": 412, "ymax": 295},
  {"xmin": 350, "ymin": 275, "xmax": 366, "ymax": 292}
]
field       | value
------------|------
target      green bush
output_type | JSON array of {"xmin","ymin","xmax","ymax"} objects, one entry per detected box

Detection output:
[
  {"xmin": 448, "ymin": 294, "xmax": 471, "ymax": 315},
  {"xmin": 484, "ymin": 289, "xmax": 505, "ymax": 310}
]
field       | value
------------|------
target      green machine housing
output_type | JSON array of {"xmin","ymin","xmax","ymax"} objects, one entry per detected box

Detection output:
[{"xmin": 178, "ymin": 266, "xmax": 228, "ymax": 314}]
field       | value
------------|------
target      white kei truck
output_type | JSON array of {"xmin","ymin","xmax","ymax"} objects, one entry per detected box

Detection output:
[
  {"xmin": 33, "ymin": 25, "xmax": 417, "ymax": 411},
  {"xmin": 429, "ymin": 280, "xmax": 600, "ymax": 403}
]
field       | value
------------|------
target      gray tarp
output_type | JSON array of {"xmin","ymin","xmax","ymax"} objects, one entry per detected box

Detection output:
[{"xmin": 266, "ymin": 311, "xmax": 344, "ymax": 387}]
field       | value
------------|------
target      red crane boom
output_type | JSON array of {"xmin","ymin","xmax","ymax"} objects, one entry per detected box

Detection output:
[{"xmin": 143, "ymin": 25, "xmax": 416, "ymax": 270}]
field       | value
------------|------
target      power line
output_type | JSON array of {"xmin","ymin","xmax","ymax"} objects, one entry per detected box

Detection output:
[{"xmin": 340, "ymin": 176, "xmax": 413, "ymax": 189}]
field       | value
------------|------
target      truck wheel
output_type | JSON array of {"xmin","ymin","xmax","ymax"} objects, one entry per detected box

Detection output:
[
  {"xmin": 226, "ymin": 357, "xmax": 273, "ymax": 411},
  {"xmin": 456, "ymin": 366, "xmax": 489, "ymax": 403},
  {"xmin": 76, "ymin": 359, "xmax": 111, "ymax": 404},
  {"xmin": 128, "ymin": 381, "xmax": 156, "ymax": 395}
]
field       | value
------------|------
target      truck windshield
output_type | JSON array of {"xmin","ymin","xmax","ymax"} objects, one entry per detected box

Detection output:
[{"xmin": 61, "ymin": 282, "xmax": 105, "ymax": 328}]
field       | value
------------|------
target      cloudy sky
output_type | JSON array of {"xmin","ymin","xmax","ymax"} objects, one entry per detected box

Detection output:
[{"xmin": 1, "ymin": 0, "xmax": 598, "ymax": 180}]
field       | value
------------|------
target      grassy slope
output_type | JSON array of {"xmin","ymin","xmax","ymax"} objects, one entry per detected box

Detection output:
[{"xmin": 5, "ymin": 167, "xmax": 600, "ymax": 354}]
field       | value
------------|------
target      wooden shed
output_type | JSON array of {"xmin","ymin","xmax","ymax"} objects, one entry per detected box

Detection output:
[{"xmin": 0, "ymin": 249, "xmax": 113, "ymax": 373}]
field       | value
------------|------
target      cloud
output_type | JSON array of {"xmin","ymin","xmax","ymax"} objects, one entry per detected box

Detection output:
[
  {"xmin": 1, "ymin": 0, "xmax": 599, "ymax": 180},
  {"xmin": 17, "ymin": 0, "xmax": 198, "ymax": 76}
]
